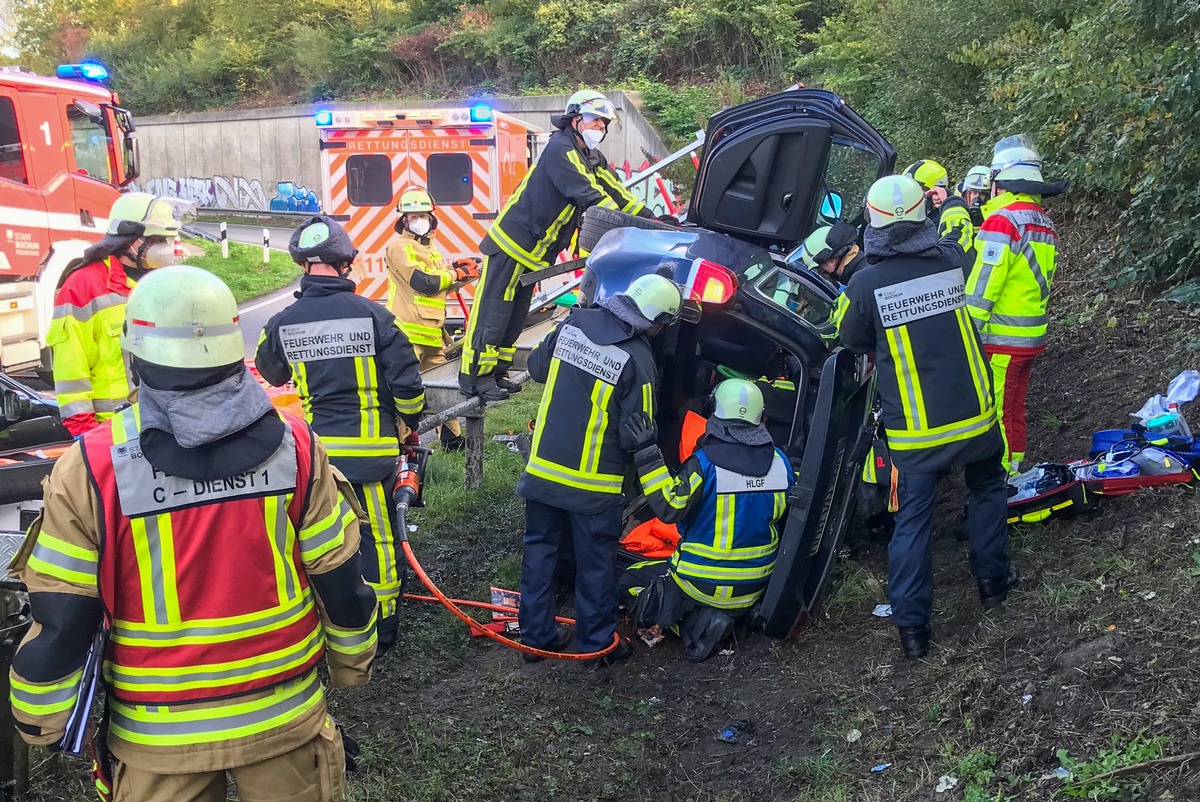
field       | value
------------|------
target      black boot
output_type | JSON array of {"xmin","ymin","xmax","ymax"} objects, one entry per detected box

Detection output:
[
  {"xmin": 585, "ymin": 636, "xmax": 634, "ymax": 668},
  {"xmin": 494, "ymin": 369, "xmax": 523, "ymax": 394},
  {"xmin": 459, "ymin": 374, "xmax": 509, "ymax": 402},
  {"xmin": 978, "ymin": 564, "xmax": 1020, "ymax": 609},
  {"xmin": 523, "ymin": 624, "xmax": 574, "ymax": 664},
  {"xmin": 439, "ymin": 426, "xmax": 466, "ymax": 452},
  {"xmin": 898, "ymin": 624, "xmax": 932, "ymax": 660}
]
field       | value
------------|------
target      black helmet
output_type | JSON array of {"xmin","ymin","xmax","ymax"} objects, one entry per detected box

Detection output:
[{"xmin": 289, "ymin": 215, "xmax": 357, "ymax": 266}]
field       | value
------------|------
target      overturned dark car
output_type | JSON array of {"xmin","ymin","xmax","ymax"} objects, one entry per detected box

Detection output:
[{"xmin": 577, "ymin": 89, "xmax": 897, "ymax": 638}]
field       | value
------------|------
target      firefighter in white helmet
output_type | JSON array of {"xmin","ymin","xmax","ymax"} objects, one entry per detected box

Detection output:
[
  {"xmin": 50, "ymin": 192, "xmax": 183, "ymax": 437},
  {"xmin": 460, "ymin": 89, "xmax": 658, "ymax": 401},
  {"xmin": 12, "ymin": 265, "xmax": 377, "ymax": 801},
  {"xmin": 839, "ymin": 175, "xmax": 1015, "ymax": 660},
  {"xmin": 622, "ymin": 378, "xmax": 794, "ymax": 662},
  {"xmin": 385, "ymin": 185, "xmax": 478, "ymax": 451}
]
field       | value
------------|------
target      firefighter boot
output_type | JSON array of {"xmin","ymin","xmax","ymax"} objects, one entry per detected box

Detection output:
[
  {"xmin": 978, "ymin": 564, "xmax": 1021, "ymax": 610},
  {"xmin": 439, "ymin": 426, "xmax": 466, "ymax": 452},
  {"xmin": 459, "ymin": 374, "xmax": 510, "ymax": 402},
  {"xmin": 522, "ymin": 624, "xmax": 574, "ymax": 664},
  {"xmin": 897, "ymin": 624, "xmax": 932, "ymax": 660},
  {"xmin": 494, "ymin": 366, "xmax": 523, "ymax": 395}
]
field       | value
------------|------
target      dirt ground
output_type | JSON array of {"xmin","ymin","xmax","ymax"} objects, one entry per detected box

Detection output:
[{"xmin": 23, "ymin": 217, "xmax": 1200, "ymax": 801}]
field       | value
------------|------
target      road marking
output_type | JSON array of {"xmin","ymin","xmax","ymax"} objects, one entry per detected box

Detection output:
[{"xmin": 239, "ymin": 285, "xmax": 299, "ymax": 314}]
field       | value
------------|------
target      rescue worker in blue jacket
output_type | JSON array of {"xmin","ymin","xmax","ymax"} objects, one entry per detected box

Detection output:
[
  {"xmin": 459, "ymin": 90, "xmax": 655, "ymax": 402},
  {"xmin": 516, "ymin": 274, "xmax": 684, "ymax": 666},
  {"xmin": 623, "ymin": 379, "xmax": 793, "ymax": 662},
  {"xmin": 838, "ymin": 175, "xmax": 1018, "ymax": 660},
  {"xmin": 256, "ymin": 216, "xmax": 426, "ymax": 651}
]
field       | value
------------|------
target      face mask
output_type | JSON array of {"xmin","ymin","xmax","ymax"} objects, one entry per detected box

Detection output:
[
  {"xmin": 580, "ymin": 128, "xmax": 605, "ymax": 150},
  {"xmin": 407, "ymin": 218, "xmax": 432, "ymax": 238}
]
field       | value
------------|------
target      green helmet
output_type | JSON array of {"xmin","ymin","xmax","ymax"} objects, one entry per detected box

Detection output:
[
  {"xmin": 122, "ymin": 265, "xmax": 244, "ymax": 369},
  {"xmin": 624, "ymin": 274, "xmax": 683, "ymax": 326},
  {"xmin": 713, "ymin": 379, "xmax": 764, "ymax": 426},
  {"xmin": 288, "ymin": 215, "xmax": 357, "ymax": 266},
  {"xmin": 798, "ymin": 225, "xmax": 835, "ymax": 270},
  {"xmin": 866, "ymin": 175, "xmax": 927, "ymax": 228},
  {"xmin": 107, "ymin": 193, "xmax": 180, "ymax": 238}
]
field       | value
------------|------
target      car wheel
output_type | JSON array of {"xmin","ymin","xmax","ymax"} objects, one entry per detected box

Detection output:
[{"xmin": 578, "ymin": 207, "xmax": 677, "ymax": 254}]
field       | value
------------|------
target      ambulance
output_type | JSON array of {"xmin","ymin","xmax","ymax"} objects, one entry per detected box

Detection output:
[
  {"xmin": 316, "ymin": 105, "xmax": 544, "ymax": 325},
  {"xmin": 0, "ymin": 64, "xmax": 140, "ymax": 375}
]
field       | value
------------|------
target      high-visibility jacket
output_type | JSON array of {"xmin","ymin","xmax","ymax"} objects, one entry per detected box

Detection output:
[
  {"xmin": 483, "ymin": 128, "xmax": 651, "ymax": 270},
  {"xmin": 936, "ymin": 195, "xmax": 975, "ymax": 257},
  {"xmin": 839, "ymin": 239, "xmax": 1002, "ymax": 472},
  {"xmin": 10, "ymin": 407, "xmax": 376, "ymax": 774},
  {"xmin": 634, "ymin": 440, "xmax": 792, "ymax": 610},
  {"xmin": 516, "ymin": 306, "xmax": 658, "ymax": 514},
  {"xmin": 384, "ymin": 229, "xmax": 456, "ymax": 348},
  {"xmin": 255, "ymin": 274, "xmax": 425, "ymax": 484},
  {"xmin": 966, "ymin": 193, "xmax": 1060, "ymax": 352},
  {"xmin": 48, "ymin": 257, "xmax": 133, "ymax": 436}
]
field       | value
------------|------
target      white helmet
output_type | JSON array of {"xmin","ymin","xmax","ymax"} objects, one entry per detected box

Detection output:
[
  {"xmin": 990, "ymin": 134, "xmax": 1045, "ymax": 183},
  {"xmin": 123, "ymin": 265, "xmax": 244, "ymax": 369},
  {"xmin": 962, "ymin": 165, "xmax": 992, "ymax": 193},
  {"xmin": 624, "ymin": 274, "xmax": 683, "ymax": 326},
  {"xmin": 713, "ymin": 379, "xmax": 764, "ymax": 426},
  {"xmin": 866, "ymin": 175, "xmax": 927, "ymax": 228},
  {"xmin": 565, "ymin": 89, "xmax": 616, "ymax": 122}
]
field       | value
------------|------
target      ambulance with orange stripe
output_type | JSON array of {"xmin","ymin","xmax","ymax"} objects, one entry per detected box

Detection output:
[
  {"xmin": 0, "ymin": 64, "xmax": 140, "ymax": 375},
  {"xmin": 316, "ymin": 105, "xmax": 543, "ymax": 326}
]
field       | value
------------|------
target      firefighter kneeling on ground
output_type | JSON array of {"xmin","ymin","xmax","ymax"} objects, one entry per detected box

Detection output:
[
  {"xmin": 838, "ymin": 175, "xmax": 1018, "ymax": 660},
  {"xmin": 620, "ymin": 379, "xmax": 794, "ymax": 663},
  {"xmin": 51, "ymin": 192, "xmax": 181, "ymax": 438},
  {"xmin": 257, "ymin": 216, "xmax": 426, "ymax": 651},
  {"xmin": 517, "ymin": 274, "xmax": 684, "ymax": 667},
  {"xmin": 11, "ymin": 265, "xmax": 378, "ymax": 802},
  {"xmin": 385, "ymin": 186, "xmax": 477, "ymax": 452}
]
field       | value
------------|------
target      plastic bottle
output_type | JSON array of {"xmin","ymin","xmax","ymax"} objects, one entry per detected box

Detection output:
[{"xmin": 1168, "ymin": 402, "xmax": 1193, "ymax": 439}]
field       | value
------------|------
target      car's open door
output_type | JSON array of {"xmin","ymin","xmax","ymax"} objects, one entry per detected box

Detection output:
[
  {"xmin": 760, "ymin": 348, "xmax": 875, "ymax": 638},
  {"xmin": 689, "ymin": 89, "xmax": 897, "ymax": 251}
]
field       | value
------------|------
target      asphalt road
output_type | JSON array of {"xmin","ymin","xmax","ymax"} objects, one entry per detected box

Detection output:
[
  {"xmin": 191, "ymin": 222, "xmax": 296, "ymax": 250},
  {"xmin": 237, "ymin": 280, "xmax": 301, "ymax": 359}
]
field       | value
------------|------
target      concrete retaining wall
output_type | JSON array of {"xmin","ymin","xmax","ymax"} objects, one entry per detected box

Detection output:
[{"xmin": 132, "ymin": 91, "xmax": 671, "ymax": 214}]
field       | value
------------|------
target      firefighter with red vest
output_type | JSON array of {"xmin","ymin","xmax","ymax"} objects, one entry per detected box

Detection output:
[
  {"xmin": 50, "ymin": 193, "xmax": 180, "ymax": 437},
  {"xmin": 965, "ymin": 135, "xmax": 1067, "ymax": 475},
  {"xmin": 11, "ymin": 265, "xmax": 378, "ymax": 801},
  {"xmin": 257, "ymin": 216, "xmax": 426, "ymax": 651}
]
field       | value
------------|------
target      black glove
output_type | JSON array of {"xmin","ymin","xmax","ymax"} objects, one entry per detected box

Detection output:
[
  {"xmin": 656, "ymin": 214, "xmax": 681, "ymax": 226},
  {"xmin": 622, "ymin": 411, "xmax": 658, "ymax": 451}
]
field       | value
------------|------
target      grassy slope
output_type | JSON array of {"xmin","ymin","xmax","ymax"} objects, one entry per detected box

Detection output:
[{"xmin": 184, "ymin": 237, "xmax": 302, "ymax": 303}]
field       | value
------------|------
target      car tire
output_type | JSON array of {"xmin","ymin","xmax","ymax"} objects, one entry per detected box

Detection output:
[{"xmin": 578, "ymin": 207, "xmax": 677, "ymax": 254}]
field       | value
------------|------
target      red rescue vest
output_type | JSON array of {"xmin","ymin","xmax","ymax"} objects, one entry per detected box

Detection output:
[{"xmin": 82, "ymin": 407, "xmax": 325, "ymax": 705}]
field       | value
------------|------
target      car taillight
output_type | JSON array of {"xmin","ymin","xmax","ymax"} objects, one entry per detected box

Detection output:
[{"xmin": 685, "ymin": 258, "xmax": 738, "ymax": 305}]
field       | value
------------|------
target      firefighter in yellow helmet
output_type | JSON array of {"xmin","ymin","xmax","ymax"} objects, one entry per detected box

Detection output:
[
  {"xmin": 903, "ymin": 159, "xmax": 974, "ymax": 259},
  {"xmin": 459, "ymin": 89, "xmax": 657, "ymax": 401},
  {"xmin": 12, "ymin": 265, "xmax": 377, "ymax": 802},
  {"xmin": 839, "ymin": 175, "xmax": 1016, "ymax": 660},
  {"xmin": 385, "ymin": 186, "xmax": 477, "ymax": 451},
  {"xmin": 965, "ymin": 135, "xmax": 1068, "ymax": 475},
  {"xmin": 49, "ymin": 192, "xmax": 181, "ymax": 437}
]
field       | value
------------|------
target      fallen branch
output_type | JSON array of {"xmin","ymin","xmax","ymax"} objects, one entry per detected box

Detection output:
[{"xmin": 1082, "ymin": 751, "xmax": 1200, "ymax": 784}]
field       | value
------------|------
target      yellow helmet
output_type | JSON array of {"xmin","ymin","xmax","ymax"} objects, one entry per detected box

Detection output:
[
  {"xmin": 902, "ymin": 159, "xmax": 949, "ymax": 191},
  {"xmin": 107, "ymin": 193, "xmax": 180, "ymax": 238},
  {"xmin": 396, "ymin": 187, "xmax": 435, "ymax": 215}
]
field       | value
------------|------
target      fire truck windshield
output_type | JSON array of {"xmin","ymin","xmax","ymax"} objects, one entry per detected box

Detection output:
[{"xmin": 67, "ymin": 101, "xmax": 114, "ymax": 183}]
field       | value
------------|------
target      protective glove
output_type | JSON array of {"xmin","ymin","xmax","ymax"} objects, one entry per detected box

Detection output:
[
  {"xmin": 453, "ymin": 258, "xmax": 481, "ymax": 281},
  {"xmin": 621, "ymin": 411, "xmax": 658, "ymax": 452}
]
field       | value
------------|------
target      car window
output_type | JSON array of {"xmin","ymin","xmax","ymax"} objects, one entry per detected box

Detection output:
[
  {"xmin": 816, "ymin": 136, "xmax": 880, "ymax": 227},
  {"xmin": 751, "ymin": 265, "xmax": 837, "ymax": 332},
  {"xmin": 66, "ymin": 101, "xmax": 113, "ymax": 183},
  {"xmin": 0, "ymin": 97, "xmax": 28, "ymax": 185}
]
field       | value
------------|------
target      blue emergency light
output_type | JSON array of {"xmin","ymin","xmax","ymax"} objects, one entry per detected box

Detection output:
[
  {"xmin": 57, "ymin": 62, "xmax": 109, "ymax": 82},
  {"xmin": 469, "ymin": 104, "xmax": 493, "ymax": 123},
  {"xmin": 314, "ymin": 110, "xmax": 334, "ymax": 126}
]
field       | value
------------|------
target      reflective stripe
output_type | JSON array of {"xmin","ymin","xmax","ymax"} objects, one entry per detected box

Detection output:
[
  {"xmin": 109, "ymin": 671, "xmax": 325, "ymax": 746},
  {"xmin": 320, "ymin": 437, "xmax": 400, "ymax": 458},
  {"xmin": 128, "ymin": 322, "xmax": 239, "ymax": 339},
  {"xmin": 413, "ymin": 295, "xmax": 445, "ymax": 309},
  {"xmin": 639, "ymin": 464, "xmax": 672, "ymax": 495},
  {"xmin": 363, "ymin": 482, "xmax": 395, "ymax": 587},
  {"xmin": 266, "ymin": 494, "xmax": 298, "ymax": 603},
  {"xmin": 324, "ymin": 615, "xmax": 379, "ymax": 656},
  {"xmin": 641, "ymin": 382, "xmax": 653, "ymax": 416},
  {"xmin": 886, "ymin": 326, "xmax": 926, "ymax": 431},
  {"xmin": 680, "ymin": 539, "xmax": 779, "ymax": 561},
  {"xmin": 28, "ymin": 533, "xmax": 98, "ymax": 586},
  {"xmin": 59, "ymin": 400, "xmax": 96, "ymax": 418},
  {"xmin": 525, "ymin": 455, "xmax": 623, "ymax": 493},
  {"xmin": 130, "ymin": 514, "xmax": 180, "ymax": 625},
  {"xmin": 111, "ymin": 595, "xmax": 316, "ymax": 646},
  {"xmin": 580, "ymin": 380, "xmax": 613, "ymax": 474},
  {"xmin": 393, "ymin": 392, "xmax": 425, "ymax": 416},
  {"xmin": 107, "ymin": 629, "xmax": 324, "ymax": 692},
  {"xmin": 674, "ymin": 560, "xmax": 774, "ymax": 582},
  {"xmin": 957, "ymin": 308, "xmax": 991, "ymax": 413},
  {"xmin": 980, "ymin": 332, "xmax": 1047, "ymax": 348},
  {"xmin": 990, "ymin": 313, "xmax": 1046, "ymax": 328},
  {"xmin": 92, "ymin": 398, "xmax": 127, "ymax": 414},
  {"xmin": 11, "ymin": 670, "xmax": 83, "ymax": 715},
  {"xmin": 53, "ymin": 292, "xmax": 126, "ymax": 322},
  {"xmin": 54, "ymin": 378, "xmax": 93, "ymax": 394},
  {"xmin": 715, "ymin": 494, "xmax": 734, "ymax": 551},
  {"xmin": 299, "ymin": 499, "xmax": 353, "ymax": 562},
  {"xmin": 887, "ymin": 409, "xmax": 997, "ymax": 451},
  {"xmin": 671, "ymin": 574, "xmax": 762, "ymax": 610}
]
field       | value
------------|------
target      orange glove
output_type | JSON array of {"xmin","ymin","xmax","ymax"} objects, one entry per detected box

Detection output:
[{"xmin": 453, "ymin": 258, "xmax": 481, "ymax": 281}]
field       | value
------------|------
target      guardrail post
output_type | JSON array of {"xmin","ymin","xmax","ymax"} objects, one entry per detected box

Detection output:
[
  {"xmin": 463, "ymin": 406, "xmax": 485, "ymax": 490},
  {"xmin": 220, "ymin": 222, "xmax": 229, "ymax": 259},
  {"xmin": 262, "ymin": 228, "xmax": 270, "ymax": 264}
]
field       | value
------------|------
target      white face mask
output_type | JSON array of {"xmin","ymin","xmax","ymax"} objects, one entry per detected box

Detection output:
[
  {"xmin": 407, "ymin": 218, "xmax": 432, "ymax": 238},
  {"xmin": 580, "ymin": 128, "xmax": 606, "ymax": 150}
]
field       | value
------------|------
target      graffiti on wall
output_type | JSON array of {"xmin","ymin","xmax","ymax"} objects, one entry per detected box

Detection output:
[
  {"xmin": 130, "ymin": 176, "xmax": 321, "ymax": 213},
  {"xmin": 611, "ymin": 159, "xmax": 680, "ymax": 218}
]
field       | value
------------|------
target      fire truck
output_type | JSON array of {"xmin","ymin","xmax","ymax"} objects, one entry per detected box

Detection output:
[
  {"xmin": 0, "ymin": 64, "xmax": 139, "ymax": 375},
  {"xmin": 316, "ymin": 104, "xmax": 543, "ymax": 323}
]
